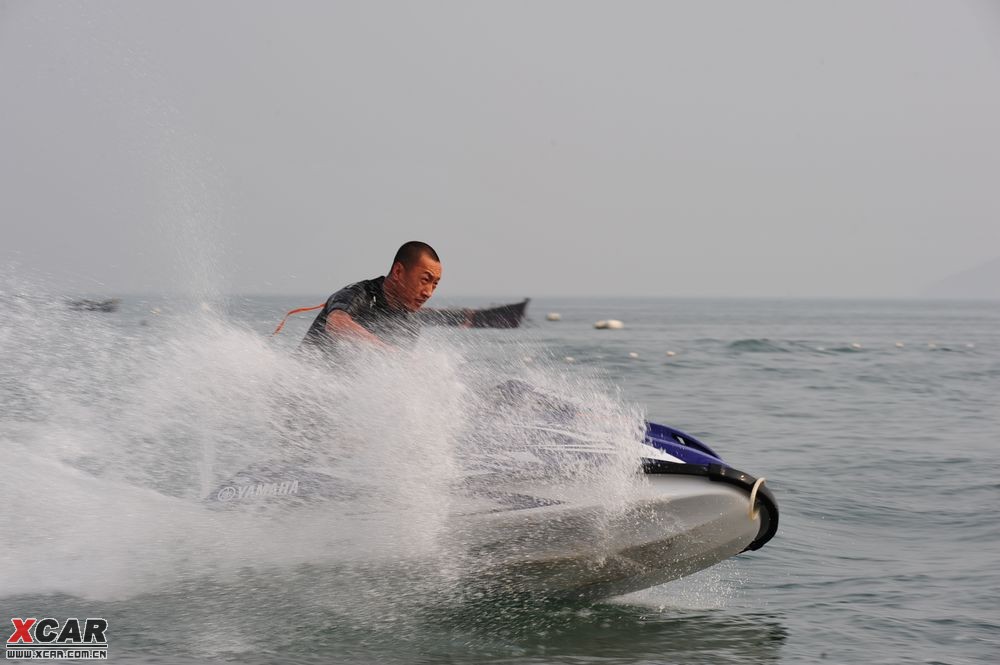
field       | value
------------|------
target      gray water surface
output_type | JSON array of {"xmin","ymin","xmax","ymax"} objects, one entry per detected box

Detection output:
[{"xmin": 2, "ymin": 296, "xmax": 997, "ymax": 664}]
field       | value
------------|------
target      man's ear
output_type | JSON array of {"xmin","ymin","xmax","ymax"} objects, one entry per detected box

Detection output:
[{"xmin": 389, "ymin": 261, "xmax": 404, "ymax": 279}]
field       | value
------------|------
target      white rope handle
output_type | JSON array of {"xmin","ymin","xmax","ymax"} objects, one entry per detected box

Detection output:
[{"xmin": 748, "ymin": 477, "xmax": 766, "ymax": 520}]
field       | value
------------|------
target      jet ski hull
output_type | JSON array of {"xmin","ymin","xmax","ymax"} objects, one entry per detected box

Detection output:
[
  {"xmin": 204, "ymin": 419, "xmax": 779, "ymax": 600},
  {"xmin": 449, "ymin": 469, "xmax": 774, "ymax": 600}
]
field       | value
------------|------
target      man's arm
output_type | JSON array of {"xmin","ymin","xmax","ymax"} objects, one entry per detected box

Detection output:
[{"xmin": 325, "ymin": 310, "xmax": 394, "ymax": 350}]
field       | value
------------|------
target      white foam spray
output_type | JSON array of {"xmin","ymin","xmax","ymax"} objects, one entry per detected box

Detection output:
[{"xmin": 0, "ymin": 279, "xmax": 647, "ymax": 612}]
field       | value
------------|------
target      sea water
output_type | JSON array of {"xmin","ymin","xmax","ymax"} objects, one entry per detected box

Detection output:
[{"xmin": 1, "ymin": 292, "xmax": 997, "ymax": 664}]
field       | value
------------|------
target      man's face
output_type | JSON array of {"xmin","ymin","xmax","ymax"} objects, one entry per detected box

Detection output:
[{"xmin": 391, "ymin": 253, "xmax": 442, "ymax": 311}]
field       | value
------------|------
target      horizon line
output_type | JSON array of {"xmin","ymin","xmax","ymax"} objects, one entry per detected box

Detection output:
[{"xmin": 52, "ymin": 292, "xmax": 1000, "ymax": 303}]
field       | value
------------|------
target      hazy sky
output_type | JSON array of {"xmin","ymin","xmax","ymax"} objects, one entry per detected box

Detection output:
[{"xmin": 2, "ymin": 1, "xmax": 999, "ymax": 298}]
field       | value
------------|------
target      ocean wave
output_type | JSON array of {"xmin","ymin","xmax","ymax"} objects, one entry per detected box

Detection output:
[
  {"xmin": 727, "ymin": 338, "xmax": 830, "ymax": 354},
  {"xmin": 727, "ymin": 338, "xmax": 793, "ymax": 353}
]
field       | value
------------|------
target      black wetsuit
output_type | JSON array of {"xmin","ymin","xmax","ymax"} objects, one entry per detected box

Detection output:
[{"xmin": 299, "ymin": 276, "xmax": 419, "ymax": 356}]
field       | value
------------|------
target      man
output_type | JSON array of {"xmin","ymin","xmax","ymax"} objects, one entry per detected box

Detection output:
[{"xmin": 300, "ymin": 241, "xmax": 442, "ymax": 355}]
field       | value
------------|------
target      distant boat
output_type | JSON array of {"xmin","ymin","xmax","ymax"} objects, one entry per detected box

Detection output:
[
  {"xmin": 68, "ymin": 298, "xmax": 121, "ymax": 313},
  {"xmin": 417, "ymin": 298, "xmax": 529, "ymax": 329}
]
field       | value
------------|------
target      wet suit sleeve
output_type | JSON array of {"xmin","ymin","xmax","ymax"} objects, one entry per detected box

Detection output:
[
  {"xmin": 324, "ymin": 283, "xmax": 369, "ymax": 320},
  {"xmin": 299, "ymin": 280, "xmax": 380, "ymax": 351}
]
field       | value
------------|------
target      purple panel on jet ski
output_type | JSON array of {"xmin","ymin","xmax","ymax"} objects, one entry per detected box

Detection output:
[{"xmin": 644, "ymin": 422, "xmax": 726, "ymax": 465}]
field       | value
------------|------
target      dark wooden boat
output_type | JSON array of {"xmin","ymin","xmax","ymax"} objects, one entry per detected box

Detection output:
[
  {"xmin": 417, "ymin": 298, "xmax": 529, "ymax": 328},
  {"xmin": 68, "ymin": 298, "xmax": 121, "ymax": 313}
]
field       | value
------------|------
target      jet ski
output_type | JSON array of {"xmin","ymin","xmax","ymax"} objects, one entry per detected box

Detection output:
[
  {"xmin": 205, "ymin": 391, "xmax": 778, "ymax": 601},
  {"xmin": 440, "ymin": 420, "xmax": 778, "ymax": 600}
]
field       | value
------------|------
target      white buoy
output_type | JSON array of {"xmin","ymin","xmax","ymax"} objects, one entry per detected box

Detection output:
[
  {"xmin": 665, "ymin": 350, "xmax": 676, "ymax": 357},
  {"xmin": 966, "ymin": 343, "xmax": 975, "ymax": 349},
  {"xmin": 151, "ymin": 308, "xmax": 161, "ymax": 315},
  {"xmin": 895, "ymin": 342, "xmax": 905, "ymax": 348},
  {"xmin": 546, "ymin": 312, "xmax": 561, "ymax": 321},
  {"xmin": 564, "ymin": 356, "xmax": 575, "ymax": 363},
  {"xmin": 928, "ymin": 342, "xmax": 937, "ymax": 349},
  {"xmin": 851, "ymin": 342, "xmax": 862, "ymax": 349},
  {"xmin": 522, "ymin": 356, "xmax": 534, "ymax": 364},
  {"xmin": 628, "ymin": 352, "xmax": 639, "ymax": 359},
  {"xmin": 816, "ymin": 346, "xmax": 825, "ymax": 352},
  {"xmin": 594, "ymin": 319, "xmax": 624, "ymax": 329}
]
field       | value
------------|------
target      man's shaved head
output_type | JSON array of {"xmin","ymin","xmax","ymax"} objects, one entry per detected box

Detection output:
[{"xmin": 392, "ymin": 241, "xmax": 440, "ymax": 271}]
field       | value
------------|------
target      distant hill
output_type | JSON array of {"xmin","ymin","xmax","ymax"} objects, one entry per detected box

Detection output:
[{"xmin": 924, "ymin": 257, "xmax": 1000, "ymax": 300}]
